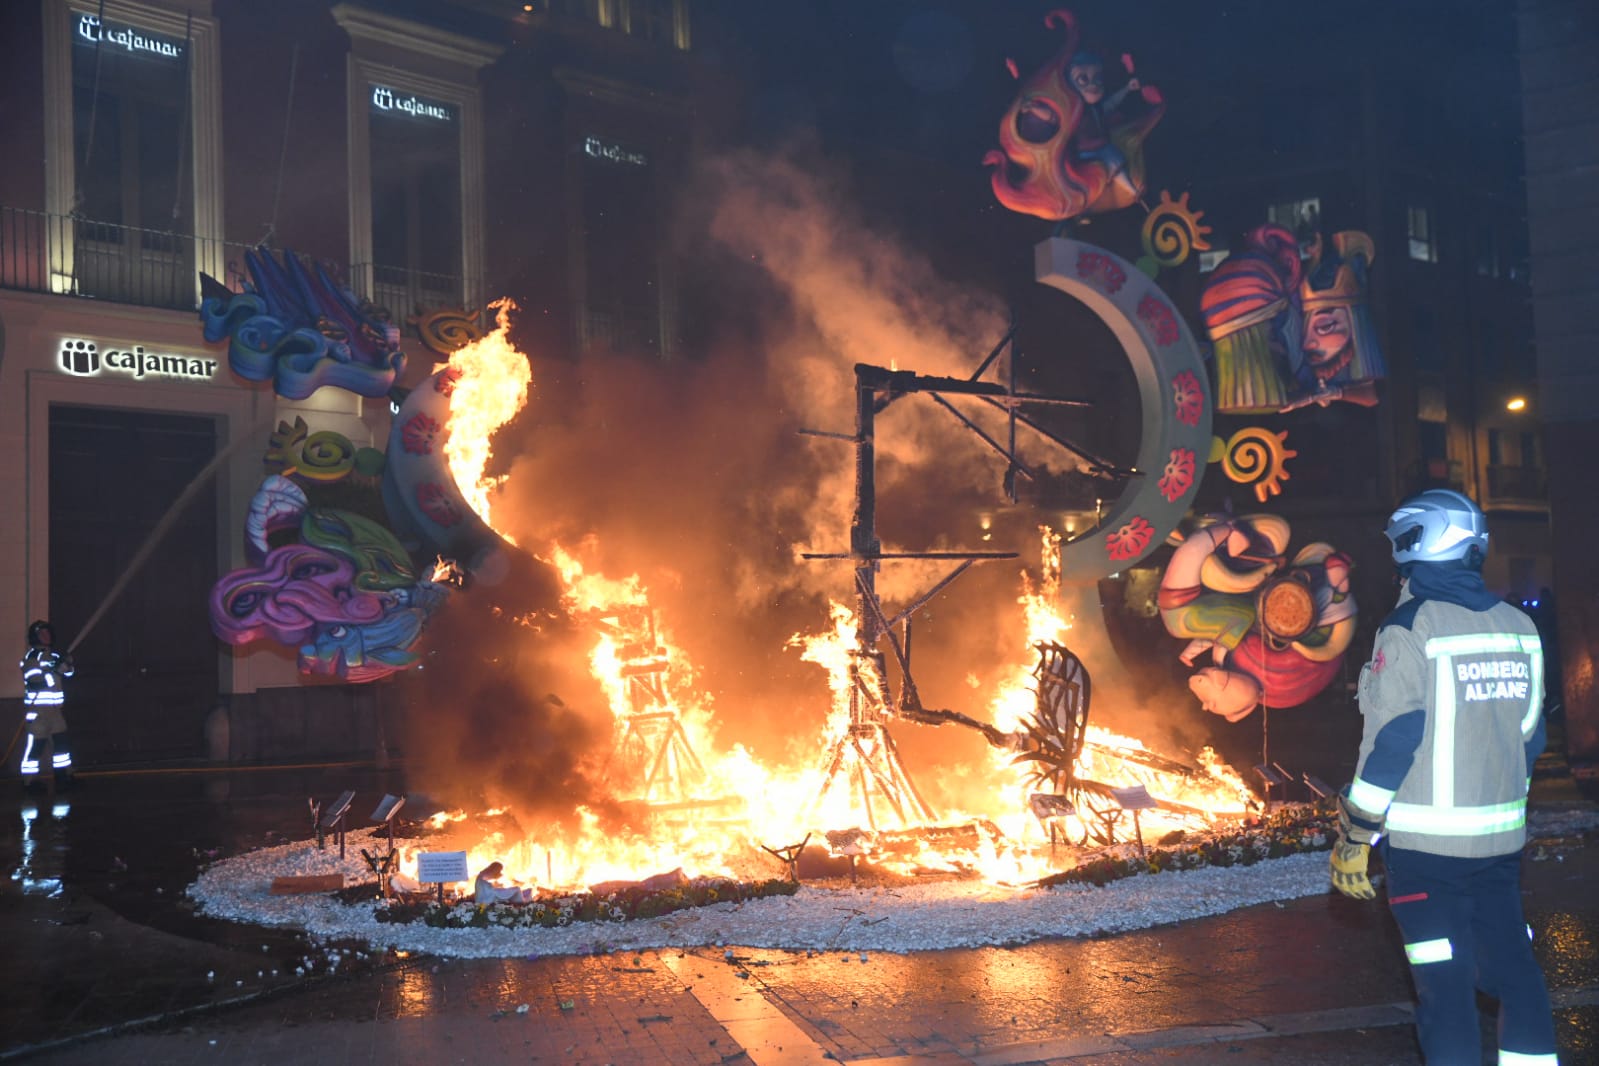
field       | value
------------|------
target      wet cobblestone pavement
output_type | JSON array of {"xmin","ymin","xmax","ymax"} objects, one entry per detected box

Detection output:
[{"xmin": 3, "ymin": 765, "xmax": 1596, "ymax": 1064}]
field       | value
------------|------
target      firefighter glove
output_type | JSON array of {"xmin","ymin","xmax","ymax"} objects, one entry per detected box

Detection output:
[
  {"xmin": 1330, "ymin": 839, "xmax": 1376, "ymax": 900},
  {"xmin": 1336, "ymin": 793, "xmax": 1383, "ymax": 846}
]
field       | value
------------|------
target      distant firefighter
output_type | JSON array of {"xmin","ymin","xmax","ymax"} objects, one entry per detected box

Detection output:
[{"xmin": 19, "ymin": 620, "xmax": 74, "ymax": 784}]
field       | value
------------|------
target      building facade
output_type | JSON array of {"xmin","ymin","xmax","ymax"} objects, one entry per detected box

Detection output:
[
  {"xmin": 1, "ymin": 0, "xmax": 1553, "ymax": 771},
  {"xmin": 0, "ymin": 0, "xmax": 713, "ymax": 766},
  {"xmin": 1519, "ymin": 0, "xmax": 1599, "ymax": 772},
  {"xmin": 1180, "ymin": 0, "xmax": 1548, "ymax": 605}
]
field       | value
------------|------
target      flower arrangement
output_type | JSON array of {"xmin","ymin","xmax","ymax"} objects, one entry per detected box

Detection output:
[
  {"xmin": 1038, "ymin": 804, "xmax": 1337, "ymax": 889},
  {"xmin": 373, "ymin": 875, "xmax": 798, "ymax": 930}
]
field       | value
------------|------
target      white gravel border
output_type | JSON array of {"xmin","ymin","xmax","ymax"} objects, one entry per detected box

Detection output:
[{"xmin": 187, "ymin": 808, "xmax": 1596, "ymax": 960}]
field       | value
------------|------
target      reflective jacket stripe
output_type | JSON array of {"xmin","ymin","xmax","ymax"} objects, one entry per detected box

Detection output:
[
  {"xmin": 1404, "ymin": 937, "xmax": 1453, "ymax": 965},
  {"xmin": 1425, "ymin": 633, "xmax": 1542, "ymax": 657},
  {"xmin": 1387, "ymin": 799, "xmax": 1526, "ymax": 836},
  {"xmin": 1348, "ymin": 778, "xmax": 1396, "ymax": 814},
  {"xmin": 1523, "ymin": 647, "xmax": 1544, "ymax": 737},
  {"xmin": 1432, "ymin": 652, "xmax": 1457, "ymax": 808},
  {"xmin": 1498, "ymin": 1051, "xmax": 1558, "ymax": 1064}
]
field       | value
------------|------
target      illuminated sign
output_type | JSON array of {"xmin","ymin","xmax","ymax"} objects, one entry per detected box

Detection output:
[
  {"xmin": 415, "ymin": 851, "xmax": 469, "ymax": 884},
  {"xmin": 59, "ymin": 338, "xmax": 218, "ymax": 382},
  {"xmin": 76, "ymin": 14, "xmax": 184, "ymax": 59},
  {"xmin": 370, "ymin": 85, "xmax": 453, "ymax": 122},
  {"xmin": 583, "ymin": 136, "xmax": 647, "ymax": 167}
]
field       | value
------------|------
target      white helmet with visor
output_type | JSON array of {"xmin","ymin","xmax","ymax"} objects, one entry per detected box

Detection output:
[{"xmin": 1385, "ymin": 489, "xmax": 1488, "ymax": 565}]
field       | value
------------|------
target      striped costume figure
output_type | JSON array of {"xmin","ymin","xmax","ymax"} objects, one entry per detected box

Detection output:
[{"xmin": 1198, "ymin": 223, "xmax": 1302, "ymax": 414}]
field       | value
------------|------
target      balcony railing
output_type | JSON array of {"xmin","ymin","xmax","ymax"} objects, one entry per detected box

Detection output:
[
  {"xmin": 577, "ymin": 302, "xmax": 666, "ymax": 357},
  {"xmin": 0, "ymin": 204, "xmax": 257, "ymax": 311},
  {"xmin": 353, "ymin": 262, "xmax": 466, "ymax": 322},
  {"xmin": 1, "ymin": 207, "xmax": 469, "ymax": 324},
  {"xmin": 1487, "ymin": 464, "xmax": 1548, "ymax": 502}
]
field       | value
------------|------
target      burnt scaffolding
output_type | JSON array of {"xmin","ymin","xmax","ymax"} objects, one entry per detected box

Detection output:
[
  {"xmin": 590, "ymin": 603, "xmax": 737, "ymax": 814},
  {"xmin": 800, "ymin": 326, "xmax": 1124, "ymax": 831}
]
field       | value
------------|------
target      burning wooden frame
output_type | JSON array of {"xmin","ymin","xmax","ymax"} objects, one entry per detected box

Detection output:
[
  {"xmin": 800, "ymin": 344, "xmax": 1096, "ymax": 831},
  {"xmin": 802, "ymin": 349, "xmax": 1248, "ymax": 840}
]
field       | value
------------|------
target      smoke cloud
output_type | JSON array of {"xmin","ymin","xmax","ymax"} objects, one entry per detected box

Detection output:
[{"xmin": 403, "ymin": 144, "xmax": 1216, "ymax": 824}]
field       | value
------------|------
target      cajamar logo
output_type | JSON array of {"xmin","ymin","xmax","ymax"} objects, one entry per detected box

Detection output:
[
  {"xmin": 59, "ymin": 338, "xmax": 218, "ymax": 382},
  {"xmin": 59, "ymin": 339, "xmax": 100, "ymax": 376}
]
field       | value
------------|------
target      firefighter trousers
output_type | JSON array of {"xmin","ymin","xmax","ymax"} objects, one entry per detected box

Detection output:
[{"xmin": 1385, "ymin": 846, "xmax": 1558, "ymax": 1064}]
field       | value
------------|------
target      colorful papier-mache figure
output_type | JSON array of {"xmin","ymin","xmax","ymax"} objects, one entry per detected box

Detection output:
[
  {"xmin": 208, "ymin": 474, "xmax": 453, "ymax": 683},
  {"xmin": 1281, "ymin": 231, "xmax": 1387, "ymax": 411},
  {"xmin": 985, "ymin": 9, "xmax": 1164, "ymax": 223},
  {"xmin": 1064, "ymin": 49, "xmax": 1146, "ymax": 205},
  {"xmin": 1199, "ymin": 224, "xmax": 1303, "ymax": 414},
  {"xmin": 1202, "ymin": 228, "xmax": 1387, "ymax": 414},
  {"xmin": 1158, "ymin": 515, "xmax": 1357, "ymax": 722}
]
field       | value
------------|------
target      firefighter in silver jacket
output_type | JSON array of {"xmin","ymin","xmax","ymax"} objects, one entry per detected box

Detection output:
[
  {"xmin": 19, "ymin": 620, "xmax": 74, "ymax": 785},
  {"xmin": 1333, "ymin": 490, "xmax": 1557, "ymax": 1064}
]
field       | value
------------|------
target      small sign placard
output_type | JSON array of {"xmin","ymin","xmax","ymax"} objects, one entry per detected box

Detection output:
[
  {"xmin": 1253, "ymin": 763, "xmax": 1291, "ymax": 787},
  {"xmin": 1302, "ymin": 773, "xmax": 1334, "ymax": 798},
  {"xmin": 318, "ymin": 789, "xmax": 356, "ymax": 829},
  {"xmin": 415, "ymin": 850, "xmax": 469, "ymax": 884},
  {"xmin": 370, "ymin": 794, "xmax": 406, "ymax": 823},
  {"xmin": 1111, "ymin": 785, "xmax": 1158, "ymax": 811}
]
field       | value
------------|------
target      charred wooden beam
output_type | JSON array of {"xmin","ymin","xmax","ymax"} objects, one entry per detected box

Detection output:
[{"xmin": 896, "ymin": 704, "xmax": 1013, "ymax": 749}]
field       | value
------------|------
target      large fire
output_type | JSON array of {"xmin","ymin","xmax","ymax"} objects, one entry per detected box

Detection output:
[
  {"xmin": 402, "ymin": 314, "xmax": 1254, "ymax": 895},
  {"xmin": 440, "ymin": 298, "xmax": 529, "ymax": 546}
]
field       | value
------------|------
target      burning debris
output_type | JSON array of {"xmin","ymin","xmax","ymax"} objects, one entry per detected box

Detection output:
[{"xmin": 367, "ymin": 329, "xmax": 1257, "ymax": 897}]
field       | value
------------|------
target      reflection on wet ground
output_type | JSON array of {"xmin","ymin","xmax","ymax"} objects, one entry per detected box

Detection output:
[
  {"xmin": 14, "ymin": 801, "xmax": 73, "ymax": 898},
  {"xmin": 0, "ymin": 768, "xmax": 406, "ymax": 1053}
]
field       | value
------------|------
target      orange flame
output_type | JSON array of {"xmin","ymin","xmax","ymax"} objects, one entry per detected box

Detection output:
[
  {"xmin": 442, "ymin": 298, "xmax": 530, "ymax": 542},
  {"xmin": 789, "ymin": 599, "xmax": 867, "ymax": 746},
  {"xmin": 981, "ymin": 527, "xmax": 1252, "ymax": 860}
]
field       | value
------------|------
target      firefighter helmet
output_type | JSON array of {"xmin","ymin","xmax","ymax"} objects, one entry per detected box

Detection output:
[
  {"xmin": 1384, "ymin": 490, "xmax": 1488, "ymax": 565},
  {"xmin": 27, "ymin": 620, "xmax": 54, "ymax": 647}
]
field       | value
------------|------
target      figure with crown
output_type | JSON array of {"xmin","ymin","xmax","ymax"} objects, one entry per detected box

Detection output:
[
  {"xmin": 1279, "ymin": 231, "xmax": 1387, "ymax": 411},
  {"xmin": 1199, "ymin": 228, "xmax": 1386, "ymax": 414}
]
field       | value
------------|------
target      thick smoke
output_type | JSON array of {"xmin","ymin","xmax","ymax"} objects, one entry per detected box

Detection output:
[
  {"xmin": 397, "ymin": 552, "xmax": 658, "ymax": 838},
  {"xmin": 411, "ymin": 146, "xmax": 1220, "ymax": 821}
]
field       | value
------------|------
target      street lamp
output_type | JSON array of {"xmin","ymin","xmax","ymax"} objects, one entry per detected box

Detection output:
[{"xmin": 1507, "ymin": 396, "xmax": 1528, "ymax": 412}]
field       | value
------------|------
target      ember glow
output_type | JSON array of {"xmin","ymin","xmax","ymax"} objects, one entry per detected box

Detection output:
[{"xmin": 410, "ymin": 310, "xmax": 1255, "ymax": 895}]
